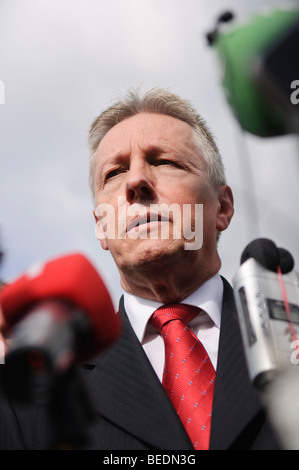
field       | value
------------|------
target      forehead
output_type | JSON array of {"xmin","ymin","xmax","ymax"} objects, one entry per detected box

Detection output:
[{"xmin": 96, "ymin": 112, "xmax": 194, "ymax": 157}]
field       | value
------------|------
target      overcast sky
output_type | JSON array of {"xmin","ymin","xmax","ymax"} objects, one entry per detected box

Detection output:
[{"xmin": 0, "ymin": 0, "xmax": 298, "ymax": 306}]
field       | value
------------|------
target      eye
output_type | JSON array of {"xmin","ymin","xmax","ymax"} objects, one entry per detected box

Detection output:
[
  {"xmin": 106, "ymin": 169, "xmax": 119, "ymax": 179},
  {"xmin": 155, "ymin": 159, "xmax": 174, "ymax": 166},
  {"xmin": 104, "ymin": 167, "xmax": 124, "ymax": 183},
  {"xmin": 154, "ymin": 159, "xmax": 181, "ymax": 169}
]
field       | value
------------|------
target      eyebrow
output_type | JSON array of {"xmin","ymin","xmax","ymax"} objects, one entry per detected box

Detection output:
[
  {"xmin": 98, "ymin": 152, "xmax": 127, "ymax": 172},
  {"xmin": 99, "ymin": 144, "xmax": 165, "ymax": 169},
  {"xmin": 96, "ymin": 140, "xmax": 183, "ymax": 182}
]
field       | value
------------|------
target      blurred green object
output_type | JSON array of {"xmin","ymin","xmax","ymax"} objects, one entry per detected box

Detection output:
[{"xmin": 208, "ymin": 7, "xmax": 299, "ymax": 137}]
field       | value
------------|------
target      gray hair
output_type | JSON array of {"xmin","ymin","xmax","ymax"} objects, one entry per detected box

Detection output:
[{"xmin": 88, "ymin": 88, "xmax": 226, "ymax": 203}]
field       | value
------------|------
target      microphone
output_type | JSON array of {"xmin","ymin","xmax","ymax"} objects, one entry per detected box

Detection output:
[
  {"xmin": 233, "ymin": 238, "xmax": 299, "ymax": 390},
  {"xmin": 0, "ymin": 253, "xmax": 121, "ymax": 403},
  {"xmin": 207, "ymin": 7, "xmax": 299, "ymax": 137},
  {"xmin": 240, "ymin": 238, "xmax": 294, "ymax": 274}
]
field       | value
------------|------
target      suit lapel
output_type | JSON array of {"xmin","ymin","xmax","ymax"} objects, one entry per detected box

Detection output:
[
  {"xmin": 83, "ymin": 298, "xmax": 193, "ymax": 450},
  {"xmin": 209, "ymin": 278, "xmax": 263, "ymax": 449}
]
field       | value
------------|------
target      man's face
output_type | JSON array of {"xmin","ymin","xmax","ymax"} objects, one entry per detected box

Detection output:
[{"xmin": 92, "ymin": 113, "xmax": 232, "ymax": 282}]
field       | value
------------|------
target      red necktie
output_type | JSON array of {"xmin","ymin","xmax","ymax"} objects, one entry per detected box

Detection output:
[{"xmin": 150, "ymin": 304, "xmax": 215, "ymax": 450}]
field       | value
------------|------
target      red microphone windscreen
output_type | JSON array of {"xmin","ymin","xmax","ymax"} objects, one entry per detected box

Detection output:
[{"xmin": 0, "ymin": 253, "xmax": 121, "ymax": 359}]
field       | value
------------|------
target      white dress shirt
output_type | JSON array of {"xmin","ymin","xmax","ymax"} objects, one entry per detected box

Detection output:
[{"xmin": 124, "ymin": 273, "xmax": 223, "ymax": 381}]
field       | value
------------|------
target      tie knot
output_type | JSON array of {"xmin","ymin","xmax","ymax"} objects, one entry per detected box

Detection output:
[{"xmin": 150, "ymin": 303, "xmax": 200, "ymax": 332}]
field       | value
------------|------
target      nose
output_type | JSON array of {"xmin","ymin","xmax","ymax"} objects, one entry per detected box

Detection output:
[{"xmin": 126, "ymin": 160, "xmax": 156, "ymax": 203}]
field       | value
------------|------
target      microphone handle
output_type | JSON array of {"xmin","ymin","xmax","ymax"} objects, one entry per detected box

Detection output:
[{"xmin": 2, "ymin": 300, "xmax": 89, "ymax": 403}]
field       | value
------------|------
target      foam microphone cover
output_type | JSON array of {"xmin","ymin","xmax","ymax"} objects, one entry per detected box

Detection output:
[
  {"xmin": 0, "ymin": 253, "xmax": 121, "ymax": 359},
  {"xmin": 241, "ymin": 238, "xmax": 280, "ymax": 272},
  {"xmin": 278, "ymin": 247, "xmax": 294, "ymax": 274}
]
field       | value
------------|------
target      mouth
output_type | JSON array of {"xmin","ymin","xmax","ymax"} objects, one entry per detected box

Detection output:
[{"xmin": 126, "ymin": 212, "xmax": 169, "ymax": 233}]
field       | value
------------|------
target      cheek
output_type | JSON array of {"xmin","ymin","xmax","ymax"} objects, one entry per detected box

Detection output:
[{"xmin": 161, "ymin": 185, "xmax": 196, "ymax": 207}]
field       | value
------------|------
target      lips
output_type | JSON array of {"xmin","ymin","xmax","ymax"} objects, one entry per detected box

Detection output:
[{"xmin": 126, "ymin": 212, "xmax": 168, "ymax": 233}]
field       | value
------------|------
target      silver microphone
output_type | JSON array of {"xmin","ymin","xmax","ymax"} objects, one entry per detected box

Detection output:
[{"xmin": 233, "ymin": 238, "xmax": 299, "ymax": 390}]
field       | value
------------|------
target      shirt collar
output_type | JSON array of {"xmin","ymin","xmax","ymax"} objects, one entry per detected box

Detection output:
[{"xmin": 124, "ymin": 273, "xmax": 223, "ymax": 343}]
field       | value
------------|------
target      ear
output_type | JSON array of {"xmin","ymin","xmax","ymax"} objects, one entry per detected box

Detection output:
[
  {"xmin": 216, "ymin": 185, "xmax": 234, "ymax": 232},
  {"xmin": 93, "ymin": 210, "xmax": 109, "ymax": 251}
]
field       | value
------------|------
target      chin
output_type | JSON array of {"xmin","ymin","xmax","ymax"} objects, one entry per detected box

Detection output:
[{"xmin": 117, "ymin": 238, "xmax": 189, "ymax": 272}]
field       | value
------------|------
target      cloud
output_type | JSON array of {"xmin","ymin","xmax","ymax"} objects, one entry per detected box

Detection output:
[{"xmin": 0, "ymin": 0, "xmax": 298, "ymax": 307}]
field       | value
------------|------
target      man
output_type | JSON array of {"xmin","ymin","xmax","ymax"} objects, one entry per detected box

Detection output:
[
  {"xmin": 0, "ymin": 88, "xmax": 281, "ymax": 450},
  {"xmin": 84, "ymin": 87, "xmax": 280, "ymax": 450}
]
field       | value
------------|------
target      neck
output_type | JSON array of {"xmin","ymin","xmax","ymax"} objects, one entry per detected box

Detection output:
[{"xmin": 119, "ymin": 253, "xmax": 221, "ymax": 304}]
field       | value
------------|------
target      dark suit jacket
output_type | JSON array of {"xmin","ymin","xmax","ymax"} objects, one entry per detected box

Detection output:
[{"xmin": 0, "ymin": 278, "xmax": 281, "ymax": 450}]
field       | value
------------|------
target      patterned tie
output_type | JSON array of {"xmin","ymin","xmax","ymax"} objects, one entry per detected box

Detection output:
[{"xmin": 150, "ymin": 304, "xmax": 215, "ymax": 450}]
